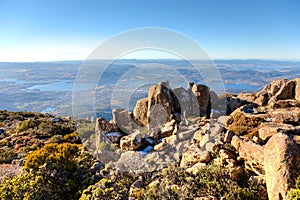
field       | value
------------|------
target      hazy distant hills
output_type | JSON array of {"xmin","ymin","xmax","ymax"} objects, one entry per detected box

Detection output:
[{"xmin": 0, "ymin": 59, "xmax": 299, "ymax": 117}]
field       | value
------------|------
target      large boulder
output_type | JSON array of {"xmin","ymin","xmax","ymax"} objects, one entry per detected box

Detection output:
[
  {"xmin": 95, "ymin": 118, "xmax": 119, "ymax": 144},
  {"xmin": 96, "ymin": 118, "xmax": 118, "ymax": 134},
  {"xmin": 120, "ymin": 134, "xmax": 142, "ymax": 151},
  {"xmin": 272, "ymin": 79, "xmax": 295, "ymax": 100},
  {"xmin": 237, "ymin": 79, "xmax": 297, "ymax": 107},
  {"xmin": 270, "ymin": 108, "xmax": 299, "ymax": 124},
  {"xmin": 191, "ymin": 84, "xmax": 211, "ymax": 118},
  {"xmin": 173, "ymin": 86, "xmax": 198, "ymax": 117},
  {"xmin": 147, "ymin": 82, "xmax": 177, "ymax": 131},
  {"xmin": 269, "ymin": 99, "xmax": 300, "ymax": 108},
  {"xmin": 295, "ymin": 78, "xmax": 300, "ymax": 101},
  {"xmin": 226, "ymin": 97, "xmax": 248, "ymax": 115},
  {"xmin": 256, "ymin": 79, "xmax": 296, "ymax": 106},
  {"xmin": 112, "ymin": 108, "xmax": 132, "ymax": 131},
  {"xmin": 239, "ymin": 141, "xmax": 264, "ymax": 176},
  {"xmin": 133, "ymin": 98, "xmax": 148, "ymax": 126},
  {"xmin": 180, "ymin": 148, "xmax": 211, "ymax": 167},
  {"xmin": 264, "ymin": 133, "xmax": 300, "ymax": 200},
  {"xmin": 258, "ymin": 122, "xmax": 295, "ymax": 141},
  {"xmin": 209, "ymin": 90, "xmax": 219, "ymax": 109}
]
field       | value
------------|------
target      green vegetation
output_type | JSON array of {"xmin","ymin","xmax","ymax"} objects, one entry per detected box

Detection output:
[
  {"xmin": 16, "ymin": 119, "xmax": 39, "ymax": 133},
  {"xmin": 0, "ymin": 143, "xmax": 94, "ymax": 200},
  {"xmin": 80, "ymin": 168, "xmax": 141, "ymax": 200},
  {"xmin": 0, "ymin": 110, "xmax": 77, "ymax": 163},
  {"xmin": 289, "ymin": 176, "xmax": 300, "ymax": 200},
  {"xmin": 0, "ymin": 146, "xmax": 17, "ymax": 164},
  {"xmin": 145, "ymin": 164, "xmax": 266, "ymax": 200},
  {"xmin": 24, "ymin": 143, "xmax": 81, "ymax": 171},
  {"xmin": 229, "ymin": 112, "xmax": 264, "ymax": 138},
  {"xmin": 80, "ymin": 164, "xmax": 267, "ymax": 200}
]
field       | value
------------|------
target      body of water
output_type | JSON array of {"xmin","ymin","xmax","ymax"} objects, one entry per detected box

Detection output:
[
  {"xmin": 225, "ymin": 83, "xmax": 262, "ymax": 93},
  {"xmin": 27, "ymin": 80, "xmax": 74, "ymax": 92},
  {"xmin": 0, "ymin": 78, "xmax": 27, "ymax": 85}
]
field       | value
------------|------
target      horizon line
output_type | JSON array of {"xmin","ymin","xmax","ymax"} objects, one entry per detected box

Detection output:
[{"xmin": 1, "ymin": 58, "xmax": 300, "ymax": 63}]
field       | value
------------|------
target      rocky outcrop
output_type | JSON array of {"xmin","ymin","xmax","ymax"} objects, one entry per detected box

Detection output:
[
  {"xmin": 91, "ymin": 77, "xmax": 300, "ymax": 199},
  {"xmin": 147, "ymin": 81, "xmax": 178, "ymax": 130},
  {"xmin": 132, "ymin": 82, "xmax": 214, "ymax": 133},
  {"xmin": 213, "ymin": 78, "xmax": 300, "ymax": 199},
  {"xmin": 295, "ymin": 78, "xmax": 300, "ymax": 101},
  {"xmin": 112, "ymin": 108, "xmax": 133, "ymax": 132},
  {"xmin": 237, "ymin": 78, "xmax": 299, "ymax": 107},
  {"xmin": 258, "ymin": 122, "xmax": 295, "ymax": 141},
  {"xmin": 192, "ymin": 83, "xmax": 211, "ymax": 118},
  {"xmin": 226, "ymin": 96, "xmax": 249, "ymax": 115},
  {"xmin": 173, "ymin": 86, "xmax": 198, "ymax": 117},
  {"xmin": 95, "ymin": 117, "xmax": 119, "ymax": 145},
  {"xmin": 133, "ymin": 98, "xmax": 148, "ymax": 126},
  {"xmin": 264, "ymin": 133, "xmax": 300, "ymax": 200}
]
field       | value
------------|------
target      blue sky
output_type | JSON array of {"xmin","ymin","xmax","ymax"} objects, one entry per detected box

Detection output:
[{"xmin": 0, "ymin": 0, "xmax": 299, "ymax": 61}]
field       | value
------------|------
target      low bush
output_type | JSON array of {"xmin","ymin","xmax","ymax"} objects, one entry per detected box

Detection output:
[
  {"xmin": 288, "ymin": 175, "xmax": 300, "ymax": 200},
  {"xmin": 80, "ymin": 164, "xmax": 267, "ymax": 200},
  {"xmin": 229, "ymin": 112, "xmax": 263, "ymax": 137},
  {"xmin": 64, "ymin": 132, "xmax": 82, "ymax": 144},
  {"xmin": 143, "ymin": 164, "xmax": 266, "ymax": 200},
  {"xmin": 16, "ymin": 119, "xmax": 39, "ymax": 133},
  {"xmin": 80, "ymin": 169, "xmax": 140, "ymax": 200},
  {"xmin": 0, "ymin": 143, "xmax": 95, "ymax": 200},
  {"xmin": 24, "ymin": 143, "xmax": 81, "ymax": 172},
  {"xmin": 0, "ymin": 146, "xmax": 17, "ymax": 164}
]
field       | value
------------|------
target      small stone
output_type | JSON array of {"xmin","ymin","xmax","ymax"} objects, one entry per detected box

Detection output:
[
  {"xmin": 219, "ymin": 149, "xmax": 235, "ymax": 160},
  {"xmin": 160, "ymin": 126, "xmax": 174, "ymax": 138},
  {"xmin": 165, "ymin": 119, "xmax": 176, "ymax": 127},
  {"xmin": 93, "ymin": 161, "xmax": 104, "ymax": 171},
  {"xmin": 231, "ymin": 135, "xmax": 243, "ymax": 150},
  {"xmin": 186, "ymin": 163, "xmax": 207, "ymax": 175},
  {"xmin": 214, "ymin": 157, "xmax": 225, "ymax": 166},
  {"xmin": 105, "ymin": 132, "xmax": 124, "ymax": 144},
  {"xmin": 210, "ymin": 123, "xmax": 224, "ymax": 137},
  {"xmin": 224, "ymin": 130, "xmax": 234, "ymax": 143},
  {"xmin": 217, "ymin": 116, "xmax": 232, "ymax": 127},
  {"xmin": 226, "ymin": 158, "xmax": 237, "ymax": 165},
  {"xmin": 120, "ymin": 134, "xmax": 142, "ymax": 151},
  {"xmin": 193, "ymin": 130, "xmax": 204, "ymax": 142},
  {"xmin": 172, "ymin": 124, "xmax": 178, "ymax": 135},
  {"xmin": 252, "ymin": 136, "xmax": 261, "ymax": 144},
  {"xmin": 199, "ymin": 151, "xmax": 211, "ymax": 163},
  {"xmin": 200, "ymin": 134, "xmax": 211, "ymax": 148},
  {"xmin": 249, "ymin": 176, "xmax": 265, "ymax": 184},
  {"xmin": 154, "ymin": 142, "xmax": 167, "ymax": 151},
  {"xmin": 205, "ymin": 142, "xmax": 216, "ymax": 151}
]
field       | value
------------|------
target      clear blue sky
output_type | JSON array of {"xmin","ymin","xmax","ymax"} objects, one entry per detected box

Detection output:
[{"xmin": 0, "ymin": 0, "xmax": 299, "ymax": 61}]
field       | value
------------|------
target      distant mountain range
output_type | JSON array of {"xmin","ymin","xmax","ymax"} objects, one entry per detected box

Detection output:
[{"xmin": 0, "ymin": 59, "xmax": 299, "ymax": 118}]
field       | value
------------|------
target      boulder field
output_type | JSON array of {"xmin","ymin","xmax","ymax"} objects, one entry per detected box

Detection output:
[{"xmin": 95, "ymin": 78, "xmax": 300, "ymax": 200}]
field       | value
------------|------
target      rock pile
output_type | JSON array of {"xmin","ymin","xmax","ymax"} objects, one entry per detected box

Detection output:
[
  {"xmin": 95, "ymin": 81, "xmax": 217, "ymax": 154},
  {"xmin": 212, "ymin": 78, "xmax": 300, "ymax": 200},
  {"xmin": 94, "ymin": 78, "xmax": 300, "ymax": 199}
]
